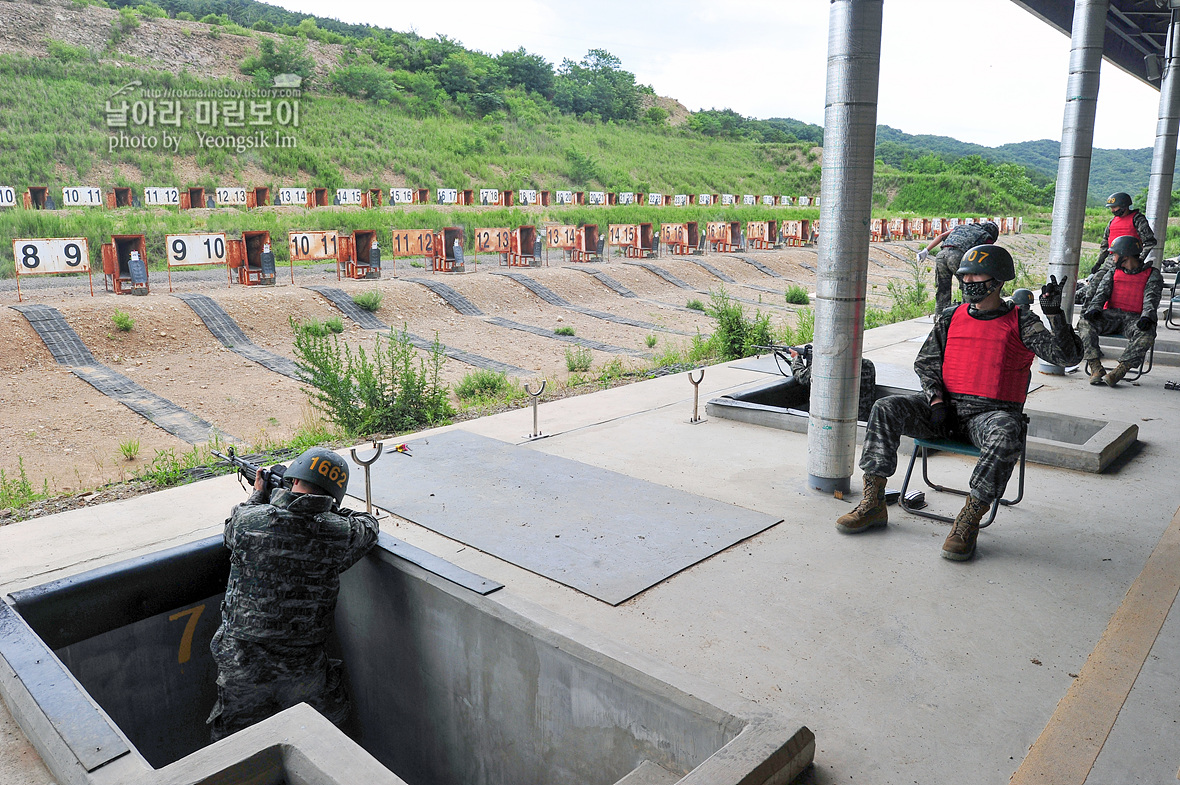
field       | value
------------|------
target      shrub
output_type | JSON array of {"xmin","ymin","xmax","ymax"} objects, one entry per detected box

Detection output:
[
  {"xmin": 686, "ymin": 298, "xmax": 706, "ymax": 311},
  {"xmin": 454, "ymin": 369, "xmax": 513, "ymax": 401},
  {"xmin": 352, "ymin": 290, "xmax": 384, "ymax": 312},
  {"xmin": 298, "ymin": 317, "xmax": 345, "ymax": 337},
  {"xmin": 108, "ymin": 6, "xmax": 140, "ymax": 47},
  {"xmin": 293, "ymin": 323, "xmax": 453, "ymax": 437},
  {"xmin": 706, "ymin": 289, "xmax": 773, "ymax": 361},
  {"xmin": 565, "ymin": 345, "xmax": 592, "ymax": 372},
  {"xmin": 645, "ymin": 334, "xmax": 657, "ymax": 348},
  {"xmin": 47, "ymin": 40, "xmax": 96, "ymax": 62},
  {"xmin": 241, "ymin": 38, "xmax": 316, "ymax": 87},
  {"xmin": 785, "ymin": 284, "xmax": 810, "ymax": 305},
  {"xmin": 111, "ymin": 309, "xmax": 134, "ymax": 331},
  {"xmin": 0, "ymin": 458, "xmax": 49, "ymax": 510},
  {"xmin": 554, "ymin": 325, "xmax": 575, "ymax": 336}
]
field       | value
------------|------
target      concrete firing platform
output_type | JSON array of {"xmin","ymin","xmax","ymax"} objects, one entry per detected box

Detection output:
[{"xmin": 3, "ymin": 315, "xmax": 1180, "ymax": 784}]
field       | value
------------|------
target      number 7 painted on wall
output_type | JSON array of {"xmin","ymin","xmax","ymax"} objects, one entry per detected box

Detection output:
[{"xmin": 168, "ymin": 604, "xmax": 205, "ymax": 664}]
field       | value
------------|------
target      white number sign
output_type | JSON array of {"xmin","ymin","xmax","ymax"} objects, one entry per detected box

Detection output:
[
  {"xmin": 216, "ymin": 187, "xmax": 248, "ymax": 206},
  {"xmin": 555, "ymin": 190, "xmax": 573, "ymax": 205},
  {"xmin": 698, "ymin": 194, "xmax": 713, "ymax": 206},
  {"xmin": 14, "ymin": 238, "xmax": 89, "ymax": 274},
  {"xmin": 0, "ymin": 187, "xmax": 16, "ymax": 208},
  {"xmin": 742, "ymin": 195, "xmax": 756, "ymax": 205},
  {"xmin": 143, "ymin": 187, "xmax": 180, "ymax": 206},
  {"xmin": 673, "ymin": 194, "xmax": 688, "ymax": 207},
  {"xmin": 166, "ymin": 233, "xmax": 228, "ymax": 267},
  {"xmin": 337, "ymin": 189, "xmax": 363, "ymax": 205},
  {"xmin": 437, "ymin": 189, "xmax": 458, "ymax": 205},
  {"xmin": 519, "ymin": 189, "xmax": 537, "ymax": 205},
  {"xmin": 587, "ymin": 191, "xmax": 606, "ymax": 205},
  {"xmin": 617, "ymin": 192, "xmax": 634, "ymax": 205},
  {"xmin": 279, "ymin": 187, "xmax": 307, "ymax": 205},
  {"xmin": 762, "ymin": 195, "xmax": 775, "ymax": 206},
  {"xmin": 797, "ymin": 196, "xmax": 811, "ymax": 206},
  {"xmin": 479, "ymin": 189, "xmax": 500, "ymax": 205},
  {"xmin": 780, "ymin": 195, "xmax": 792, "ymax": 206},
  {"xmin": 721, "ymin": 194, "xmax": 735, "ymax": 205},
  {"xmin": 647, "ymin": 193, "xmax": 663, "ymax": 206},
  {"xmin": 289, "ymin": 231, "xmax": 339, "ymax": 261},
  {"xmin": 62, "ymin": 187, "xmax": 103, "ymax": 207},
  {"xmin": 390, "ymin": 188, "xmax": 414, "ymax": 205}
]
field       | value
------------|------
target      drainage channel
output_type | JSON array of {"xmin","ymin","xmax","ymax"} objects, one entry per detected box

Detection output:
[
  {"xmin": 12, "ymin": 304, "xmax": 233, "ymax": 445},
  {"xmin": 402, "ymin": 278, "xmax": 485, "ymax": 316},
  {"xmin": 305, "ymin": 285, "xmax": 530, "ymax": 376},
  {"xmin": 173, "ymin": 293, "xmax": 301, "ymax": 381},
  {"xmin": 492, "ymin": 271, "xmax": 693, "ymax": 334}
]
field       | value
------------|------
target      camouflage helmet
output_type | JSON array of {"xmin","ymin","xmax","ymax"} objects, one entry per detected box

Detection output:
[
  {"xmin": 285, "ymin": 447, "xmax": 350, "ymax": 504},
  {"xmin": 982, "ymin": 221, "xmax": 1000, "ymax": 241},
  {"xmin": 956, "ymin": 244, "xmax": 1015, "ymax": 282},
  {"xmin": 1106, "ymin": 192, "xmax": 1132, "ymax": 209},
  {"xmin": 1109, "ymin": 235, "xmax": 1142, "ymax": 259}
]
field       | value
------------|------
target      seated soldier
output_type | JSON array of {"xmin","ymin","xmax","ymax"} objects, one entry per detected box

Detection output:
[
  {"xmin": 835, "ymin": 245, "xmax": 1082, "ymax": 561},
  {"xmin": 1079, "ymin": 235, "xmax": 1163, "ymax": 387}
]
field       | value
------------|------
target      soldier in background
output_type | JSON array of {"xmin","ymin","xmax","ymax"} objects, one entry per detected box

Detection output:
[
  {"xmin": 1093, "ymin": 192, "xmax": 1155, "ymax": 274},
  {"xmin": 836, "ymin": 246, "xmax": 1081, "ymax": 561},
  {"xmin": 1079, "ymin": 235, "xmax": 1163, "ymax": 387},
  {"xmin": 918, "ymin": 221, "xmax": 1000, "ymax": 315},
  {"xmin": 207, "ymin": 447, "xmax": 379, "ymax": 741}
]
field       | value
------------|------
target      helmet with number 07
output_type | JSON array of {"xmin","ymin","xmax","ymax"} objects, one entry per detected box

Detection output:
[
  {"xmin": 284, "ymin": 447, "xmax": 350, "ymax": 504},
  {"xmin": 955, "ymin": 245, "xmax": 1016, "ymax": 282}
]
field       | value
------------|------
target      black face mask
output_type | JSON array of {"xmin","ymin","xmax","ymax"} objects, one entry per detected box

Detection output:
[
  {"xmin": 961, "ymin": 278, "xmax": 1002, "ymax": 304},
  {"xmin": 1111, "ymin": 206, "xmax": 1127, "ymax": 217}
]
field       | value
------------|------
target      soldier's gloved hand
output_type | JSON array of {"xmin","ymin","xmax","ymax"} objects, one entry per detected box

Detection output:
[
  {"xmin": 1083, "ymin": 309, "xmax": 1103, "ymax": 324},
  {"xmin": 1039, "ymin": 275, "xmax": 1067, "ymax": 315},
  {"xmin": 929, "ymin": 400, "xmax": 948, "ymax": 427},
  {"xmin": 917, "ymin": 249, "xmax": 929, "ymax": 263},
  {"xmin": 1137, "ymin": 315, "xmax": 1156, "ymax": 332}
]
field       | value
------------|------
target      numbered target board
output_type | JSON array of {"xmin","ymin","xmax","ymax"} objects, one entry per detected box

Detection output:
[
  {"xmin": 587, "ymin": 191, "xmax": 606, "ymax": 206},
  {"xmin": 390, "ymin": 188, "xmax": 414, "ymax": 205},
  {"xmin": 475, "ymin": 228, "xmax": 511, "ymax": 254},
  {"xmin": 647, "ymin": 193, "xmax": 663, "ymax": 206},
  {"xmin": 698, "ymin": 194, "xmax": 713, "ymax": 206},
  {"xmin": 616, "ymin": 192, "xmax": 635, "ymax": 205},
  {"xmin": 747, "ymin": 222, "xmax": 773, "ymax": 241},
  {"xmin": 555, "ymin": 190, "xmax": 574, "ymax": 205},
  {"xmin": 62, "ymin": 187, "xmax": 103, "ymax": 207},
  {"xmin": 437, "ymin": 189, "xmax": 458, "ymax": 205},
  {"xmin": 390, "ymin": 229, "xmax": 434, "ymax": 257},
  {"xmin": 14, "ymin": 238, "xmax": 89, "ymax": 274},
  {"xmin": 165, "ymin": 233, "xmax": 228, "ymax": 267},
  {"xmin": 279, "ymin": 187, "xmax": 307, "ymax": 206},
  {"xmin": 608, "ymin": 224, "xmax": 639, "ymax": 247},
  {"xmin": 547, "ymin": 225, "xmax": 577, "ymax": 249},
  {"xmin": 706, "ymin": 222, "xmax": 730, "ymax": 243},
  {"xmin": 673, "ymin": 195, "xmax": 689, "ymax": 207},
  {"xmin": 337, "ymin": 189, "xmax": 364, "ymax": 206},
  {"xmin": 217, "ymin": 187, "xmax": 248, "ymax": 206},
  {"xmin": 721, "ymin": 194, "xmax": 736, "ymax": 206},
  {"xmin": 762, "ymin": 195, "xmax": 776, "ymax": 206},
  {"xmin": 662, "ymin": 223, "xmax": 689, "ymax": 245},
  {"xmin": 0, "ymin": 187, "xmax": 15, "ymax": 208},
  {"xmin": 144, "ymin": 187, "xmax": 180, "ymax": 206},
  {"xmin": 519, "ymin": 189, "xmax": 538, "ymax": 206},
  {"xmin": 289, "ymin": 231, "xmax": 339, "ymax": 261}
]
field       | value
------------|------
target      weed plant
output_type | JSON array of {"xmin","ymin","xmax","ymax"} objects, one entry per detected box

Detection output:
[
  {"xmin": 296, "ymin": 316, "xmax": 345, "ymax": 337},
  {"xmin": 785, "ymin": 284, "xmax": 810, "ymax": 305},
  {"xmin": 293, "ymin": 323, "xmax": 453, "ymax": 437},
  {"xmin": 554, "ymin": 325, "xmax": 575, "ymax": 336},
  {"xmin": 352, "ymin": 290, "xmax": 384, "ymax": 312},
  {"xmin": 644, "ymin": 334, "xmax": 657, "ymax": 348},
  {"xmin": 706, "ymin": 288, "xmax": 774, "ymax": 361},
  {"xmin": 111, "ymin": 309, "xmax": 135, "ymax": 331},
  {"xmin": 0, "ymin": 458, "xmax": 49, "ymax": 510},
  {"xmin": 686, "ymin": 299, "xmax": 706, "ymax": 311},
  {"xmin": 565, "ymin": 345, "xmax": 592, "ymax": 372},
  {"xmin": 119, "ymin": 439, "xmax": 140, "ymax": 461}
]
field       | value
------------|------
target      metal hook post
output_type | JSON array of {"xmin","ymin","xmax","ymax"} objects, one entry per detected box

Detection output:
[
  {"xmin": 350, "ymin": 441, "xmax": 384, "ymax": 515},
  {"xmin": 688, "ymin": 368, "xmax": 706, "ymax": 424},
  {"xmin": 525, "ymin": 380, "xmax": 547, "ymax": 439}
]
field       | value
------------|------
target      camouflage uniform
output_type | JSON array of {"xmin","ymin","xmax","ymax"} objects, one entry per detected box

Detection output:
[
  {"xmin": 860, "ymin": 302, "xmax": 1082, "ymax": 503},
  {"xmin": 934, "ymin": 224, "xmax": 996, "ymax": 315},
  {"xmin": 790, "ymin": 354, "xmax": 878, "ymax": 422},
  {"xmin": 1078, "ymin": 261, "xmax": 1164, "ymax": 369},
  {"xmin": 207, "ymin": 487, "xmax": 379, "ymax": 741}
]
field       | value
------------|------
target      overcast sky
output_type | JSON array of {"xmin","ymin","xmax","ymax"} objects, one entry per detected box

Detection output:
[{"xmin": 273, "ymin": 0, "xmax": 1164, "ymax": 150}]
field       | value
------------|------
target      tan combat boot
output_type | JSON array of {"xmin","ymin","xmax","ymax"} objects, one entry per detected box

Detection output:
[
  {"xmin": 836, "ymin": 474, "xmax": 888, "ymax": 533},
  {"xmin": 941, "ymin": 495, "xmax": 990, "ymax": 561},
  {"xmin": 1087, "ymin": 360, "xmax": 1107, "ymax": 385},
  {"xmin": 1104, "ymin": 362, "xmax": 1130, "ymax": 387}
]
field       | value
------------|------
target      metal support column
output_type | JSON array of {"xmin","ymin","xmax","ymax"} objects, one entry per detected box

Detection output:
[
  {"xmin": 1146, "ymin": 12, "xmax": 1180, "ymax": 263},
  {"xmin": 1041, "ymin": 0, "xmax": 1109, "ymax": 375},
  {"xmin": 806, "ymin": 0, "xmax": 883, "ymax": 494}
]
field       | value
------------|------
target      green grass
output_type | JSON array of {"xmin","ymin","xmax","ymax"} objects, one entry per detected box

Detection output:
[
  {"xmin": 686, "ymin": 298, "xmax": 706, "ymax": 311},
  {"xmin": 644, "ymin": 334, "xmax": 657, "ymax": 348},
  {"xmin": 565, "ymin": 345, "xmax": 592, "ymax": 372},
  {"xmin": 352, "ymin": 289, "xmax": 384, "ymax": 312},
  {"xmin": 0, "ymin": 458, "xmax": 50, "ymax": 509},
  {"xmin": 118, "ymin": 438, "xmax": 140, "ymax": 461},
  {"xmin": 296, "ymin": 316, "xmax": 344, "ymax": 337},
  {"xmin": 785, "ymin": 284, "xmax": 810, "ymax": 305},
  {"xmin": 111, "ymin": 309, "xmax": 134, "ymax": 331},
  {"xmin": 554, "ymin": 325, "xmax": 575, "ymax": 336}
]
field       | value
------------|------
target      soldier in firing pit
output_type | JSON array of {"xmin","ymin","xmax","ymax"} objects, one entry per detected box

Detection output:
[
  {"xmin": 207, "ymin": 447, "xmax": 379, "ymax": 741},
  {"xmin": 836, "ymin": 245, "xmax": 1082, "ymax": 561}
]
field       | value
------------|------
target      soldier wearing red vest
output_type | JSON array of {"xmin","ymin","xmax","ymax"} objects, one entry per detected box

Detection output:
[
  {"xmin": 836, "ymin": 245, "xmax": 1082, "ymax": 561},
  {"xmin": 1080, "ymin": 235, "xmax": 1163, "ymax": 387},
  {"xmin": 1092, "ymin": 192, "xmax": 1156, "ymax": 275}
]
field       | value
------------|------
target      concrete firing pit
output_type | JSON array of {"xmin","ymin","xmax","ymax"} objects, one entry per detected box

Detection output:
[
  {"xmin": 708, "ymin": 375, "xmax": 1137, "ymax": 473},
  {"xmin": 0, "ymin": 533, "xmax": 814, "ymax": 785}
]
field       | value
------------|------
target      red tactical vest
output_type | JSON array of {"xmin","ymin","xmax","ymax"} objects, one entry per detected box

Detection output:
[
  {"xmin": 942, "ymin": 305, "xmax": 1034, "ymax": 403},
  {"xmin": 1107, "ymin": 266, "xmax": 1151, "ymax": 313},
  {"xmin": 1108, "ymin": 212, "xmax": 1138, "ymax": 243}
]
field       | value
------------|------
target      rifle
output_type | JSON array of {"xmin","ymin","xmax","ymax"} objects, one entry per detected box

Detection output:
[
  {"xmin": 752, "ymin": 343, "xmax": 812, "ymax": 378},
  {"xmin": 212, "ymin": 446, "xmax": 288, "ymax": 491}
]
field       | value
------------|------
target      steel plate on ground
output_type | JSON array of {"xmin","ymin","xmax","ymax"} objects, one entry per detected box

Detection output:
[{"xmin": 346, "ymin": 430, "xmax": 781, "ymax": 605}]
